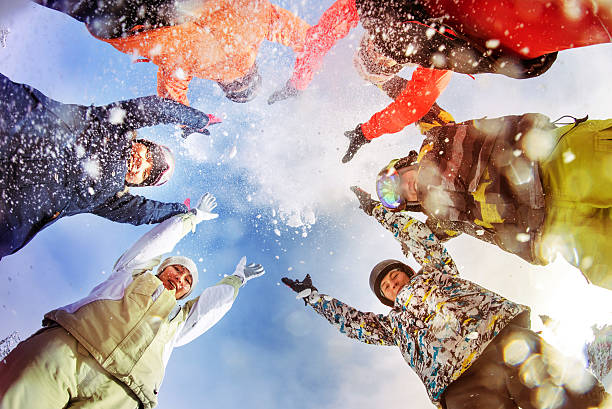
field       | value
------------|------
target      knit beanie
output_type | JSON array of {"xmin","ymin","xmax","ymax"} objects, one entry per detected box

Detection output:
[{"xmin": 157, "ymin": 256, "xmax": 199, "ymax": 299}]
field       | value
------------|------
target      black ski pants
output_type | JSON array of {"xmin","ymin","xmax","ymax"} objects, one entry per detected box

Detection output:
[{"xmin": 442, "ymin": 324, "xmax": 608, "ymax": 409}]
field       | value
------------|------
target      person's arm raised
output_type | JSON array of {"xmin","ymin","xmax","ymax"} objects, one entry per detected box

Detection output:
[
  {"xmin": 174, "ymin": 257, "xmax": 265, "ymax": 347},
  {"xmin": 282, "ymin": 274, "xmax": 396, "ymax": 346},
  {"xmin": 351, "ymin": 186, "xmax": 458, "ymax": 275},
  {"xmin": 110, "ymin": 193, "xmax": 218, "ymax": 274}
]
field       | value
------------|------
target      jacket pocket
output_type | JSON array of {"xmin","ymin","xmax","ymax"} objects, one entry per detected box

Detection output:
[{"xmin": 596, "ymin": 125, "xmax": 612, "ymax": 152}]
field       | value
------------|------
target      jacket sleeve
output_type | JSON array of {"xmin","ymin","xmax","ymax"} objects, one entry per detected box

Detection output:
[
  {"xmin": 96, "ymin": 94, "xmax": 208, "ymax": 130},
  {"xmin": 156, "ymin": 66, "xmax": 193, "ymax": 106},
  {"xmin": 112, "ymin": 211, "xmax": 198, "ymax": 275},
  {"xmin": 361, "ymin": 68, "xmax": 452, "ymax": 140},
  {"xmin": 306, "ymin": 292, "xmax": 396, "ymax": 346},
  {"xmin": 266, "ymin": 4, "xmax": 310, "ymax": 53},
  {"xmin": 92, "ymin": 191, "xmax": 188, "ymax": 226},
  {"xmin": 371, "ymin": 203, "xmax": 458, "ymax": 276},
  {"xmin": 288, "ymin": 0, "xmax": 360, "ymax": 91},
  {"xmin": 173, "ymin": 275, "xmax": 243, "ymax": 347}
]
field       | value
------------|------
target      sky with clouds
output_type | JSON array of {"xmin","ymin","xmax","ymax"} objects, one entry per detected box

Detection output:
[{"xmin": 0, "ymin": 1, "xmax": 611, "ymax": 408}]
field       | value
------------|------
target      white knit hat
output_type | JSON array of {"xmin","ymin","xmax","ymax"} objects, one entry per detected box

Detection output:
[{"xmin": 157, "ymin": 256, "xmax": 199, "ymax": 298}]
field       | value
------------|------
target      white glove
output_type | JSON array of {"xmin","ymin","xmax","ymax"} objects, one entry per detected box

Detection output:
[
  {"xmin": 232, "ymin": 256, "xmax": 265, "ymax": 286},
  {"xmin": 193, "ymin": 193, "xmax": 218, "ymax": 224}
]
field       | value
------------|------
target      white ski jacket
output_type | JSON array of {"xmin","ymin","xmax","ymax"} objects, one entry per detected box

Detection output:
[{"xmin": 44, "ymin": 211, "xmax": 242, "ymax": 408}]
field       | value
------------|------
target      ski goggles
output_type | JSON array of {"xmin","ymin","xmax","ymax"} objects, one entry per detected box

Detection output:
[
  {"xmin": 376, "ymin": 157, "xmax": 421, "ymax": 210},
  {"xmin": 376, "ymin": 159, "xmax": 405, "ymax": 210}
]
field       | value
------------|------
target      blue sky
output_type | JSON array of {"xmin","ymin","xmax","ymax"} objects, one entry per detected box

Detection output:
[{"xmin": 1, "ymin": 1, "xmax": 611, "ymax": 408}]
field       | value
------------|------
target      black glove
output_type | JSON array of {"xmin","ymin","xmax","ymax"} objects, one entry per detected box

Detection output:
[
  {"xmin": 180, "ymin": 125, "xmax": 210, "ymax": 138},
  {"xmin": 350, "ymin": 186, "xmax": 377, "ymax": 216},
  {"xmin": 342, "ymin": 124, "xmax": 370, "ymax": 163},
  {"xmin": 282, "ymin": 274, "xmax": 318, "ymax": 304},
  {"xmin": 267, "ymin": 81, "xmax": 300, "ymax": 105},
  {"xmin": 180, "ymin": 114, "xmax": 222, "ymax": 138}
]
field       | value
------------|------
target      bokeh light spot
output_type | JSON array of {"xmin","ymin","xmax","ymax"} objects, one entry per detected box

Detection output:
[{"xmin": 504, "ymin": 337, "xmax": 531, "ymax": 366}]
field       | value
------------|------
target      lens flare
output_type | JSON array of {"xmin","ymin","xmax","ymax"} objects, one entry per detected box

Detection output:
[
  {"xmin": 503, "ymin": 338, "xmax": 532, "ymax": 366},
  {"xmin": 520, "ymin": 354, "xmax": 548, "ymax": 388}
]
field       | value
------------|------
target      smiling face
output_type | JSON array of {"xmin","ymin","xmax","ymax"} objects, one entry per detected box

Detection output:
[
  {"xmin": 125, "ymin": 142, "xmax": 153, "ymax": 185},
  {"xmin": 157, "ymin": 264, "xmax": 193, "ymax": 300},
  {"xmin": 380, "ymin": 268, "xmax": 411, "ymax": 305}
]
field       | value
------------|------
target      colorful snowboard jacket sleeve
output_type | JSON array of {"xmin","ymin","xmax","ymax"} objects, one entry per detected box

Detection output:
[
  {"xmin": 99, "ymin": 0, "xmax": 310, "ymax": 105},
  {"xmin": 43, "ymin": 212, "xmax": 242, "ymax": 408},
  {"xmin": 305, "ymin": 206, "xmax": 529, "ymax": 404}
]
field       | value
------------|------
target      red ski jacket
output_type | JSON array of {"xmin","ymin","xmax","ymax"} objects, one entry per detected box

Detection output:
[
  {"xmin": 290, "ymin": 0, "xmax": 451, "ymax": 140},
  {"xmin": 362, "ymin": 68, "xmax": 451, "ymax": 140},
  {"xmin": 420, "ymin": 0, "xmax": 611, "ymax": 59},
  {"xmin": 289, "ymin": 0, "xmax": 610, "ymax": 139}
]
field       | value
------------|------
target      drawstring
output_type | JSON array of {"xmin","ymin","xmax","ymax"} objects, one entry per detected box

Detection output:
[
  {"xmin": 552, "ymin": 115, "xmax": 588, "ymax": 127},
  {"xmin": 595, "ymin": 15, "xmax": 612, "ymax": 41},
  {"xmin": 549, "ymin": 114, "xmax": 589, "ymax": 152}
]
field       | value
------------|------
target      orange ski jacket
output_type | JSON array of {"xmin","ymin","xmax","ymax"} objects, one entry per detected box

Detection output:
[{"xmin": 99, "ymin": 0, "xmax": 310, "ymax": 105}]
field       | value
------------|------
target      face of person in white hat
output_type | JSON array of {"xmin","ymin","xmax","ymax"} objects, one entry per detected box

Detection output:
[
  {"xmin": 380, "ymin": 268, "xmax": 411, "ymax": 304},
  {"xmin": 158, "ymin": 264, "xmax": 193, "ymax": 300}
]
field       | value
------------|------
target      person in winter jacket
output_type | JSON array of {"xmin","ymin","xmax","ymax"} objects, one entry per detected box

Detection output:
[
  {"xmin": 268, "ymin": 0, "xmax": 611, "ymax": 161},
  {"xmin": 340, "ymin": 33, "xmax": 454, "ymax": 162},
  {"xmin": 0, "ymin": 193, "xmax": 266, "ymax": 409},
  {"xmin": 354, "ymin": 112, "xmax": 612, "ymax": 290},
  {"xmin": 0, "ymin": 72, "xmax": 218, "ymax": 260},
  {"xmin": 32, "ymin": 0, "xmax": 201, "ymax": 39},
  {"xmin": 282, "ymin": 206, "xmax": 608, "ymax": 409},
  {"xmin": 86, "ymin": 0, "xmax": 310, "ymax": 105}
]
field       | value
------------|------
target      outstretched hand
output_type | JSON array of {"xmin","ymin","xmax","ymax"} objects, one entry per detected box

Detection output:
[
  {"xmin": 233, "ymin": 256, "xmax": 265, "ymax": 285},
  {"xmin": 193, "ymin": 192, "xmax": 218, "ymax": 223},
  {"xmin": 242, "ymin": 262, "xmax": 265, "ymax": 284},
  {"xmin": 181, "ymin": 125, "xmax": 209, "ymax": 138},
  {"xmin": 267, "ymin": 81, "xmax": 300, "ymax": 105},
  {"xmin": 342, "ymin": 124, "xmax": 370, "ymax": 163},
  {"xmin": 180, "ymin": 114, "xmax": 222, "ymax": 138},
  {"xmin": 350, "ymin": 186, "xmax": 377, "ymax": 216},
  {"xmin": 281, "ymin": 274, "xmax": 318, "ymax": 304}
]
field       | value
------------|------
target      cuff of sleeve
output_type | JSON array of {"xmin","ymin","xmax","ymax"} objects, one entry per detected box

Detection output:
[
  {"xmin": 180, "ymin": 211, "xmax": 198, "ymax": 234},
  {"xmin": 360, "ymin": 122, "xmax": 377, "ymax": 141},
  {"xmin": 217, "ymin": 275, "xmax": 243, "ymax": 298}
]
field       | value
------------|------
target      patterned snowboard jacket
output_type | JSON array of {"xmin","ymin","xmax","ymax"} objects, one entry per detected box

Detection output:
[{"xmin": 305, "ymin": 205, "xmax": 529, "ymax": 403}]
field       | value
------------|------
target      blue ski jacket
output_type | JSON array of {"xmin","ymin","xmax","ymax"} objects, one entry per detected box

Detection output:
[{"xmin": 0, "ymin": 73, "xmax": 210, "ymax": 259}]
